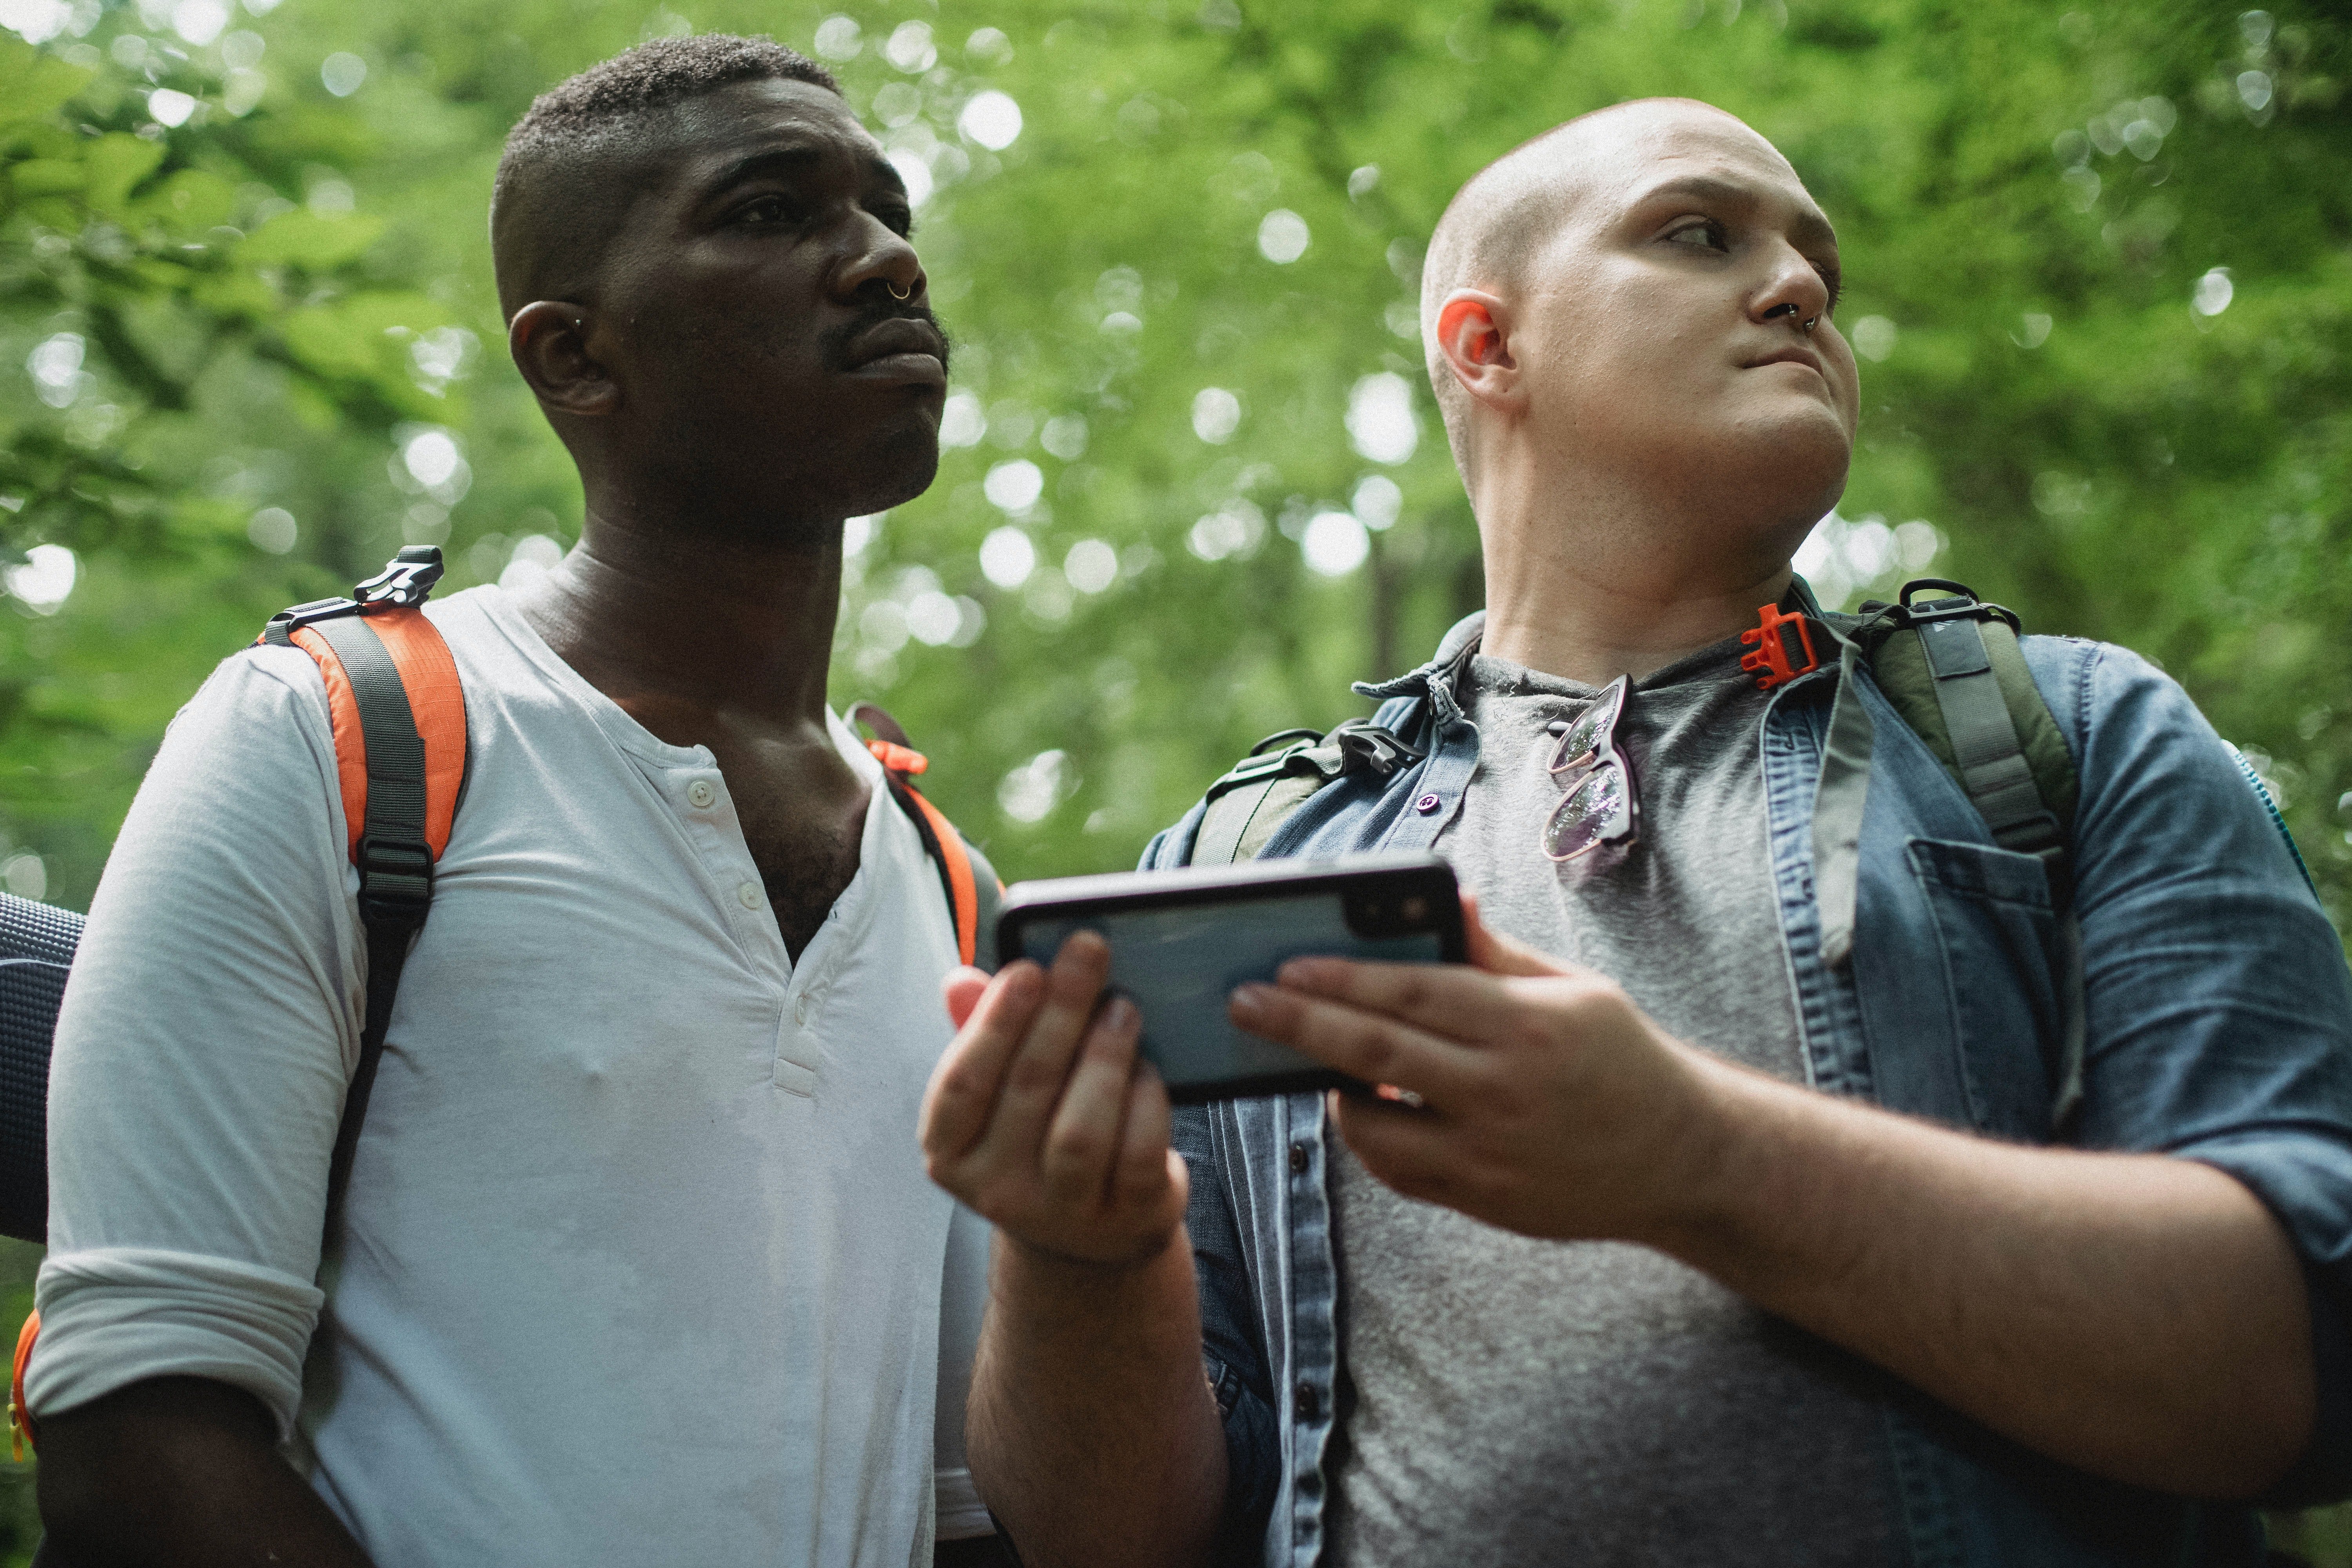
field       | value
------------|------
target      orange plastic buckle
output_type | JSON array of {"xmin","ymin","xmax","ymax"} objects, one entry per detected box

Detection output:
[
  {"xmin": 866, "ymin": 739, "xmax": 930, "ymax": 777},
  {"xmin": 1739, "ymin": 603, "xmax": 1820, "ymax": 691}
]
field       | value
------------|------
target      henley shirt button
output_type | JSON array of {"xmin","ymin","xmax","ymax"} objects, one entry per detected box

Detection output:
[
  {"xmin": 794, "ymin": 996, "xmax": 808, "ymax": 1025},
  {"xmin": 737, "ymin": 882, "xmax": 762, "ymax": 909},
  {"xmin": 1288, "ymin": 1141, "xmax": 1309, "ymax": 1175},
  {"xmin": 687, "ymin": 779, "xmax": 716, "ymax": 808},
  {"xmin": 1414, "ymin": 792, "xmax": 1441, "ymax": 814}
]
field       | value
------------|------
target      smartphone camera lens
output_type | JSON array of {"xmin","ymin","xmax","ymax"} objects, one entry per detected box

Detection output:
[{"xmin": 1401, "ymin": 895, "xmax": 1427, "ymax": 924}]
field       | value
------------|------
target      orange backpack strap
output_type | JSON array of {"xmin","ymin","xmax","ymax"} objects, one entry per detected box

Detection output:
[
  {"xmin": 10, "ymin": 1306, "xmax": 37, "ymax": 1458},
  {"xmin": 849, "ymin": 704, "xmax": 1001, "ymax": 970},
  {"xmin": 257, "ymin": 546, "xmax": 468, "ymax": 1213}
]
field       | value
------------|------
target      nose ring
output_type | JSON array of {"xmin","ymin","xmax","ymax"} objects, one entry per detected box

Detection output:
[
  {"xmin": 1801, "ymin": 315, "xmax": 1817, "ymax": 333},
  {"xmin": 887, "ymin": 279, "xmax": 912, "ymax": 302}
]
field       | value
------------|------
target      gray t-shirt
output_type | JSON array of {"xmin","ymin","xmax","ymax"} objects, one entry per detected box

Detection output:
[{"xmin": 1325, "ymin": 638, "xmax": 1898, "ymax": 1567}]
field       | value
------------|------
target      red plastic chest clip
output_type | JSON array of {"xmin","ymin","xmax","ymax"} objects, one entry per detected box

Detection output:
[{"xmin": 1739, "ymin": 603, "xmax": 1821, "ymax": 691}]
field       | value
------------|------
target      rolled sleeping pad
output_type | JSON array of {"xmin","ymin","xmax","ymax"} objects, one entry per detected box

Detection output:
[{"xmin": 0, "ymin": 893, "xmax": 79, "ymax": 1245}]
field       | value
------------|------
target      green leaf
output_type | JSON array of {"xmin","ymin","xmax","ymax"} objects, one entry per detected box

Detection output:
[
  {"xmin": 236, "ymin": 209, "xmax": 386, "ymax": 270},
  {"xmin": 139, "ymin": 169, "xmax": 236, "ymax": 234},
  {"xmin": 81, "ymin": 134, "xmax": 165, "ymax": 217},
  {"xmin": 0, "ymin": 38, "xmax": 92, "ymax": 131},
  {"xmin": 8, "ymin": 160, "xmax": 84, "ymax": 200},
  {"xmin": 188, "ymin": 271, "xmax": 278, "ymax": 320}
]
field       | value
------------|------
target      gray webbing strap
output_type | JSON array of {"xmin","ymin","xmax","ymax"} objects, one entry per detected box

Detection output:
[
  {"xmin": 1907, "ymin": 612, "xmax": 2082, "ymax": 1135},
  {"xmin": 1193, "ymin": 774, "xmax": 1285, "ymax": 867},
  {"xmin": 1812, "ymin": 633, "xmax": 1876, "ymax": 969},
  {"xmin": 307, "ymin": 612, "xmax": 434, "ymax": 1216},
  {"xmin": 1914, "ymin": 617, "xmax": 2064, "ymax": 862}
]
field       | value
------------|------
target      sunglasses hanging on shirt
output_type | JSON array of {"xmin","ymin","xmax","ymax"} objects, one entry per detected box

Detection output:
[{"xmin": 1540, "ymin": 673, "xmax": 1641, "ymax": 862}]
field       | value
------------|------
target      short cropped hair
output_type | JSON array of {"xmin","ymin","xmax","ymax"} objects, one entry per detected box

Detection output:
[{"xmin": 491, "ymin": 34, "xmax": 840, "ymax": 316}]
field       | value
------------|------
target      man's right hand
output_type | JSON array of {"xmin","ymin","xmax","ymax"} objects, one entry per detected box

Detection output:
[
  {"xmin": 920, "ymin": 936, "xmax": 1228, "ymax": 1568},
  {"xmin": 920, "ymin": 933, "xmax": 1188, "ymax": 1269}
]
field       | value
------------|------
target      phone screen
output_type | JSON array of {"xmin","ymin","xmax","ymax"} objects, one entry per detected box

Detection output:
[{"xmin": 1012, "ymin": 889, "xmax": 1445, "ymax": 1098}]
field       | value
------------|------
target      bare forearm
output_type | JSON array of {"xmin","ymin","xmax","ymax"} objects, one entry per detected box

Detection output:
[
  {"xmin": 969, "ymin": 1230, "xmax": 1227, "ymax": 1568},
  {"xmin": 37, "ymin": 1376, "xmax": 372, "ymax": 1568},
  {"xmin": 1657, "ymin": 1054, "xmax": 2314, "ymax": 1497}
]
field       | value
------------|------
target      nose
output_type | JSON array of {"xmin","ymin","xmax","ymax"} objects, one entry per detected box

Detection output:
[
  {"xmin": 1750, "ymin": 241, "xmax": 1830, "ymax": 332},
  {"xmin": 837, "ymin": 212, "xmax": 925, "ymax": 305}
]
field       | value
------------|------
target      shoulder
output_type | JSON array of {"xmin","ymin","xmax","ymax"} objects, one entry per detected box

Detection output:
[{"xmin": 174, "ymin": 640, "xmax": 337, "ymax": 764}]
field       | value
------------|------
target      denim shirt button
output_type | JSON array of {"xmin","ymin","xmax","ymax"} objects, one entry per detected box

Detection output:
[
  {"xmin": 1288, "ymin": 1141, "xmax": 1309, "ymax": 1175},
  {"xmin": 1414, "ymin": 792, "xmax": 1441, "ymax": 814}
]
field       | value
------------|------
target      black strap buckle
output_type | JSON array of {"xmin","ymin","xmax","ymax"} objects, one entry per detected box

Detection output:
[
  {"xmin": 353, "ymin": 546, "xmax": 446, "ymax": 610},
  {"xmin": 1328, "ymin": 718, "xmax": 1424, "ymax": 781},
  {"xmin": 1891, "ymin": 577, "xmax": 2021, "ymax": 634},
  {"xmin": 355, "ymin": 836, "xmax": 434, "ymax": 928}
]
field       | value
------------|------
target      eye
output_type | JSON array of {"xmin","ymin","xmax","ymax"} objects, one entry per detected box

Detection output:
[
  {"xmin": 872, "ymin": 202, "xmax": 915, "ymax": 238},
  {"xmin": 1663, "ymin": 218, "xmax": 1729, "ymax": 253},
  {"xmin": 735, "ymin": 193, "xmax": 803, "ymax": 228}
]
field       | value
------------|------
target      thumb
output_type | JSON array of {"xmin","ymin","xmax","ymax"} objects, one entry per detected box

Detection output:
[
  {"xmin": 942, "ymin": 966, "xmax": 991, "ymax": 1028},
  {"xmin": 1461, "ymin": 890, "xmax": 1571, "ymax": 979}
]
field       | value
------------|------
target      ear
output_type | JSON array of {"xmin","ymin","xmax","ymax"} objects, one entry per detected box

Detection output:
[
  {"xmin": 508, "ymin": 301, "xmax": 618, "ymax": 417},
  {"xmin": 1434, "ymin": 289, "xmax": 1520, "ymax": 412}
]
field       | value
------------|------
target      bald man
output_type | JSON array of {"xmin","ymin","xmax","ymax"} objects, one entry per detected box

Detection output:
[
  {"xmin": 918, "ymin": 100, "xmax": 2352, "ymax": 1566},
  {"xmin": 30, "ymin": 35, "xmax": 1009, "ymax": 1568}
]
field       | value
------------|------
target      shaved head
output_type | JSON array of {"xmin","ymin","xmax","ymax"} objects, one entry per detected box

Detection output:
[{"xmin": 1419, "ymin": 99, "xmax": 1800, "ymax": 468}]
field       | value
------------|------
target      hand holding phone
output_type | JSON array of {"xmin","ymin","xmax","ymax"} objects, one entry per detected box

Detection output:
[
  {"xmin": 995, "ymin": 855, "xmax": 1465, "ymax": 1102},
  {"xmin": 923, "ymin": 929, "xmax": 1191, "ymax": 1269}
]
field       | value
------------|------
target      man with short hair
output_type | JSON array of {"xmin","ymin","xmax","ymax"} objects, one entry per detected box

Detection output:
[
  {"xmin": 920, "ymin": 99, "xmax": 2352, "ymax": 1566},
  {"xmin": 31, "ymin": 35, "xmax": 1002, "ymax": 1567}
]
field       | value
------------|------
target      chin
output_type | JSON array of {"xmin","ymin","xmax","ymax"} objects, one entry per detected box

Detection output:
[{"xmin": 838, "ymin": 422, "xmax": 942, "ymax": 516}]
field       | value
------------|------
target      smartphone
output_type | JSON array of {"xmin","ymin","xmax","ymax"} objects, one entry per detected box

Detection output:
[{"xmin": 995, "ymin": 854, "xmax": 1464, "ymax": 1103}]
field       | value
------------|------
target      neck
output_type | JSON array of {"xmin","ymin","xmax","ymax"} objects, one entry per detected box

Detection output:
[
  {"xmin": 510, "ymin": 492, "xmax": 846, "ymax": 726},
  {"xmin": 1469, "ymin": 456, "xmax": 1799, "ymax": 686}
]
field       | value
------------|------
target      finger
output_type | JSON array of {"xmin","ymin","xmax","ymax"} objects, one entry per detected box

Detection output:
[
  {"xmin": 1328, "ymin": 1089, "xmax": 1467, "ymax": 1205},
  {"xmin": 985, "ymin": 930, "xmax": 1116, "ymax": 1157},
  {"xmin": 1460, "ymin": 892, "xmax": 1570, "ymax": 979},
  {"xmin": 944, "ymin": 967, "xmax": 991, "ymax": 1029},
  {"xmin": 1266, "ymin": 952, "xmax": 1536, "ymax": 1055},
  {"xmin": 1039, "ymin": 996, "xmax": 1144, "ymax": 1203},
  {"xmin": 1228, "ymin": 983, "xmax": 1476, "ymax": 1104},
  {"xmin": 1111, "ymin": 1064, "xmax": 1177, "ymax": 1211},
  {"xmin": 921, "ymin": 962, "xmax": 1046, "ymax": 1163}
]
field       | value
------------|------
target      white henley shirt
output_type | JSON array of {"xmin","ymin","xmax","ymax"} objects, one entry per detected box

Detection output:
[{"xmin": 30, "ymin": 584, "xmax": 989, "ymax": 1566}]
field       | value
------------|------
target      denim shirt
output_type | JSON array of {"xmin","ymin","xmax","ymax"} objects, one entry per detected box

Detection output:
[{"xmin": 1141, "ymin": 611, "xmax": 2352, "ymax": 1568}]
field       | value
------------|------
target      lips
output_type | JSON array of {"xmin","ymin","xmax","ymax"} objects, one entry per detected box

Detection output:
[
  {"xmin": 1745, "ymin": 344, "xmax": 1828, "ymax": 380},
  {"xmin": 842, "ymin": 315, "xmax": 948, "ymax": 386}
]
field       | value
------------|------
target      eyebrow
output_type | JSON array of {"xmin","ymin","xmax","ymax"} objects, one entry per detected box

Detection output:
[
  {"xmin": 1632, "ymin": 173, "xmax": 1837, "ymax": 251},
  {"xmin": 703, "ymin": 143, "xmax": 907, "ymax": 203}
]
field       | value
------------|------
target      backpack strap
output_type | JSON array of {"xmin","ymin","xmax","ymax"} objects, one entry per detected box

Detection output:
[
  {"xmin": 9, "ymin": 1303, "xmax": 36, "ymax": 1460},
  {"xmin": 1190, "ymin": 719, "xmax": 1426, "ymax": 866},
  {"xmin": 1856, "ymin": 581, "xmax": 2074, "ymax": 874},
  {"xmin": 257, "ymin": 546, "xmax": 466, "ymax": 1216},
  {"xmin": 13, "ymin": 550, "xmax": 466, "ymax": 1455},
  {"xmin": 848, "ymin": 703, "xmax": 1000, "ymax": 969},
  {"xmin": 1812, "ymin": 579, "xmax": 2085, "ymax": 1131}
]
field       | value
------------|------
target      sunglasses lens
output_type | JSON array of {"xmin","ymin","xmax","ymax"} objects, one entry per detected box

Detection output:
[
  {"xmin": 1549, "ymin": 679, "xmax": 1626, "ymax": 774},
  {"xmin": 1543, "ymin": 761, "xmax": 1628, "ymax": 860}
]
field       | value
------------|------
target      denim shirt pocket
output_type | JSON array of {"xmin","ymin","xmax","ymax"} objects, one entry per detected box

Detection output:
[{"xmin": 1905, "ymin": 838, "xmax": 2062, "ymax": 1140}]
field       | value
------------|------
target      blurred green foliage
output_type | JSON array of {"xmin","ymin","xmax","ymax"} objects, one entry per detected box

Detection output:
[{"xmin": 0, "ymin": 0, "xmax": 2348, "ymax": 1554}]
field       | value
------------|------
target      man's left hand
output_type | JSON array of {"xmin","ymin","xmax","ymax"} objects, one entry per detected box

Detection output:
[{"xmin": 1228, "ymin": 895, "xmax": 1726, "ymax": 1245}]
